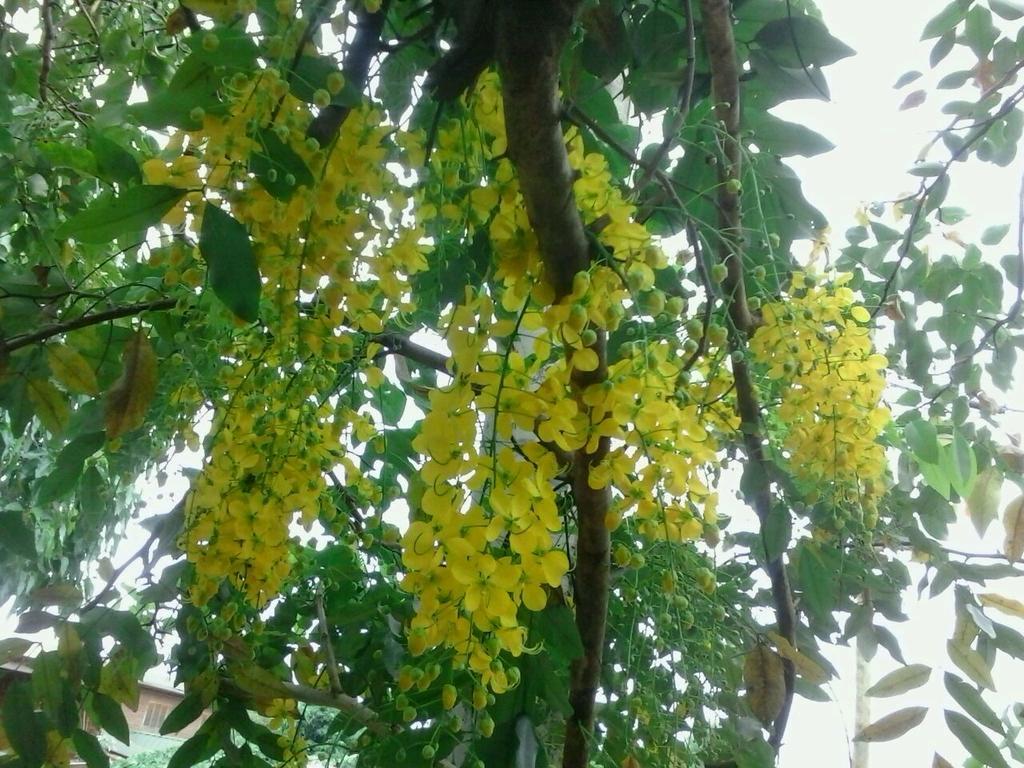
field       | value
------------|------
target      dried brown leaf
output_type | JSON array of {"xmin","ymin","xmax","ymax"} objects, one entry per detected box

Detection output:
[
  {"xmin": 853, "ymin": 706, "xmax": 928, "ymax": 742},
  {"xmin": 105, "ymin": 331, "xmax": 157, "ymax": 439},
  {"xmin": 744, "ymin": 645, "xmax": 786, "ymax": 725},
  {"xmin": 1003, "ymin": 495, "xmax": 1024, "ymax": 563}
]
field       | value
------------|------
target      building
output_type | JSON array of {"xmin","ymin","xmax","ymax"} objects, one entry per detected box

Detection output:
[{"xmin": 0, "ymin": 657, "xmax": 210, "ymax": 762}]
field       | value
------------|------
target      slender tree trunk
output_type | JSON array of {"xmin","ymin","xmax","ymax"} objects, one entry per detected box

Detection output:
[{"xmin": 853, "ymin": 635, "xmax": 871, "ymax": 768}]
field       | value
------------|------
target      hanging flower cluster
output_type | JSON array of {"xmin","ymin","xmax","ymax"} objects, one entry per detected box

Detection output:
[
  {"xmin": 183, "ymin": 360, "xmax": 344, "ymax": 606},
  {"xmin": 749, "ymin": 272, "xmax": 890, "ymax": 525},
  {"xmin": 145, "ymin": 49, "xmax": 426, "ymax": 606},
  {"xmin": 398, "ymin": 72, "xmax": 737, "ymax": 692}
]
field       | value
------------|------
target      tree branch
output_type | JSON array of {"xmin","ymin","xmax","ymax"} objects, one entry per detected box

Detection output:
[
  {"xmin": 2, "ymin": 297, "xmax": 177, "ymax": 354},
  {"xmin": 315, "ymin": 586, "xmax": 343, "ymax": 696},
  {"xmin": 305, "ymin": 0, "xmax": 390, "ymax": 146},
  {"xmin": 700, "ymin": 0, "xmax": 753, "ymax": 333},
  {"xmin": 699, "ymin": 0, "xmax": 796, "ymax": 751},
  {"xmin": 372, "ymin": 332, "xmax": 452, "ymax": 375},
  {"xmin": 872, "ymin": 81, "xmax": 1024, "ymax": 321},
  {"xmin": 495, "ymin": 5, "xmax": 609, "ymax": 768},
  {"xmin": 220, "ymin": 678, "xmax": 390, "ymax": 735},
  {"xmin": 39, "ymin": 0, "xmax": 54, "ymax": 102}
]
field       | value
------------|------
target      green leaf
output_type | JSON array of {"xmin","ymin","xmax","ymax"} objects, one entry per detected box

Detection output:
[
  {"xmin": 2, "ymin": 681, "xmax": 47, "ymax": 768},
  {"xmin": 534, "ymin": 603, "xmax": 583, "ymax": 665},
  {"xmin": 945, "ymin": 709, "xmax": 1011, "ymax": 768},
  {"xmin": 0, "ymin": 637, "xmax": 33, "ymax": 664},
  {"xmin": 55, "ymin": 185, "xmax": 186, "ymax": 243},
  {"xmin": 923, "ymin": 0, "xmax": 973, "ymax": 38},
  {"xmin": 129, "ymin": 54, "xmax": 225, "ymax": 129},
  {"xmin": 250, "ymin": 127, "xmax": 315, "ymax": 200},
  {"xmin": 375, "ymin": 380, "xmax": 407, "ymax": 426},
  {"xmin": 909, "ymin": 161, "xmax": 947, "ymax": 177},
  {"xmin": 38, "ymin": 141, "xmax": 98, "ymax": 176},
  {"xmin": 744, "ymin": 110, "xmax": 835, "ymax": 157},
  {"xmin": 948, "ymin": 431, "xmax": 978, "ymax": 498},
  {"xmin": 754, "ymin": 16, "xmax": 856, "ymax": 67},
  {"xmin": 981, "ymin": 223, "xmax": 1011, "ymax": 244},
  {"xmin": 0, "ymin": 509, "xmax": 37, "ymax": 559},
  {"xmin": 161, "ymin": 692, "xmax": 206, "ymax": 735},
  {"xmin": 80, "ymin": 607, "xmax": 158, "ymax": 668},
  {"xmin": 72, "ymin": 729, "xmax": 111, "ymax": 768},
  {"xmin": 931, "ymin": 32, "xmax": 957, "ymax": 67},
  {"xmin": 965, "ymin": 6, "xmax": 998, "ymax": 57},
  {"xmin": 991, "ymin": 0, "xmax": 1024, "ymax": 19},
  {"xmin": 894, "ymin": 70, "xmax": 923, "ymax": 88},
  {"xmin": 198, "ymin": 203, "xmax": 262, "ymax": 322},
  {"xmin": 798, "ymin": 546, "xmax": 837, "ymax": 621},
  {"xmin": 32, "ymin": 652, "xmax": 64, "ymax": 722},
  {"xmin": 87, "ymin": 130, "xmax": 141, "ymax": 185},
  {"xmin": 944, "ymin": 673, "xmax": 1004, "ymax": 734},
  {"xmin": 191, "ymin": 26, "xmax": 259, "ymax": 70},
  {"xmin": 760, "ymin": 504, "xmax": 791, "ymax": 562},
  {"xmin": 91, "ymin": 691, "xmax": 130, "ymax": 744},
  {"xmin": 16, "ymin": 610, "xmax": 58, "ymax": 633},
  {"xmin": 905, "ymin": 419, "xmax": 940, "ymax": 463},
  {"xmin": 290, "ymin": 55, "xmax": 342, "ymax": 103},
  {"xmin": 168, "ymin": 728, "xmax": 218, "ymax": 768},
  {"xmin": 992, "ymin": 622, "xmax": 1024, "ymax": 659},
  {"xmin": 36, "ymin": 430, "xmax": 106, "ymax": 505}
]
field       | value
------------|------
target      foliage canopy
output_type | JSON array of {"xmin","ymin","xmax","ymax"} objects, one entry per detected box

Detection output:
[{"xmin": 1, "ymin": 0, "xmax": 1024, "ymax": 767}]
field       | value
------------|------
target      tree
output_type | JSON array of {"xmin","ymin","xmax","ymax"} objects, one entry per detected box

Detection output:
[{"xmin": 0, "ymin": 0, "xmax": 1023, "ymax": 766}]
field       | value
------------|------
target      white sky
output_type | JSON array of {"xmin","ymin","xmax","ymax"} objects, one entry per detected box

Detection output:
[
  {"xmin": 4, "ymin": 2, "xmax": 1024, "ymax": 766},
  {"xmin": 782, "ymin": 2, "xmax": 1024, "ymax": 766}
]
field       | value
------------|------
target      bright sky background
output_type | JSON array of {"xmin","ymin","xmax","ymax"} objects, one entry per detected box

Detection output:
[
  {"xmin": 781, "ymin": 2, "xmax": 1024, "ymax": 766},
  {"xmin": 4, "ymin": 2, "xmax": 1024, "ymax": 766}
]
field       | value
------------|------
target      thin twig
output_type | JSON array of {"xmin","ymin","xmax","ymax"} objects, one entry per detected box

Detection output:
[
  {"xmin": 872, "ymin": 83, "xmax": 1024, "ymax": 319},
  {"xmin": 72, "ymin": 0, "xmax": 101, "ymax": 52},
  {"xmin": 634, "ymin": 0, "xmax": 696, "ymax": 191},
  {"xmin": 39, "ymin": 0, "xmax": 55, "ymax": 102},
  {"xmin": 315, "ymin": 585, "xmax": 343, "ymax": 696},
  {"xmin": 680, "ymin": 220, "xmax": 714, "ymax": 372},
  {"xmin": 2, "ymin": 297, "xmax": 177, "ymax": 353}
]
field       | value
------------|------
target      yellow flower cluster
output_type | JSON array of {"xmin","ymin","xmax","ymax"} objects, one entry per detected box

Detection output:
[
  {"xmin": 398, "ymin": 72, "xmax": 736, "ymax": 691},
  {"xmin": 586, "ymin": 342, "xmax": 736, "ymax": 540},
  {"xmin": 750, "ymin": 273, "xmax": 890, "ymax": 523},
  {"xmin": 184, "ymin": 363, "xmax": 343, "ymax": 606},
  {"xmin": 150, "ymin": 62, "xmax": 429, "ymax": 606}
]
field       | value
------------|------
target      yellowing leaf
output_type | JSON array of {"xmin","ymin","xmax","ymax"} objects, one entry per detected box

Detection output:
[
  {"xmin": 105, "ymin": 332, "xmax": 157, "ymax": 439},
  {"xmin": 767, "ymin": 631, "xmax": 828, "ymax": 685},
  {"xmin": 46, "ymin": 343, "xmax": 99, "ymax": 395},
  {"xmin": 952, "ymin": 613, "xmax": 979, "ymax": 648},
  {"xmin": 946, "ymin": 639, "xmax": 995, "ymax": 690},
  {"xmin": 967, "ymin": 468, "xmax": 1002, "ymax": 538},
  {"xmin": 853, "ymin": 706, "xmax": 928, "ymax": 742},
  {"xmin": 26, "ymin": 378, "xmax": 70, "ymax": 435},
  {"xmin": 743, "ymin": 646, "xmax": 786, "ymax": 724},
  {"xmin": 865, "ymin": 663, "xmax": 931, "ymax": 698},
  {"xmin": 1003, "ymin": 495, "xmax": 1024, "ymax": 563},
  {"xmin": 978, "ymin": 592, "xmax": 1024, "ymax": 620}
]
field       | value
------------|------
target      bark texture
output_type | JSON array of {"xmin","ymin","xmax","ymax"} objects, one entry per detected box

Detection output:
[
  {"xmin": 495, "ymin": 4, "xmax": 610, "ymax": 767},
  {"xmin": 699, "ymin": 0, "xmax": 798, "ymax": 751}
]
